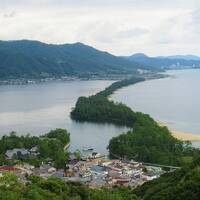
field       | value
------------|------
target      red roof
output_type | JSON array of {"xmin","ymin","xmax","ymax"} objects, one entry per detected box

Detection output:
[
  {"xmin": 116, "ymin": 179, "xmax": 129, "ymax": 184},
  {"xmin": 0, "ymin": 166, "xmax": 18, "ymax": 171}
]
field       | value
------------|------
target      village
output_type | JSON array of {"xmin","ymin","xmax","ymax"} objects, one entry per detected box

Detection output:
[{"xmin": 0, "ymin": 147, "xmax": 165, "ymax": 188}]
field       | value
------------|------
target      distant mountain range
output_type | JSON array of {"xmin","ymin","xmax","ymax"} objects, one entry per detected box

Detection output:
[
  {"xmin": 125, "ymin": 53, "xmax": 200, "ymax": 69},
  {"xmin": 0, "ymin": 40, "xmax": 153, "ymax": 80},
  {"xmin": 158, "ymin": 55, "xmax": 200, "ymax": 61},
  {"xmin": 1, "ymin": 40, "xmax": 199, "ymax": 81}
]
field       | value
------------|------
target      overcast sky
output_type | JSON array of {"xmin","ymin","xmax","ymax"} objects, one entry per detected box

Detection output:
[{"xmin": 0, "ymin": 0, "xmax": 200, "ymax": 56}]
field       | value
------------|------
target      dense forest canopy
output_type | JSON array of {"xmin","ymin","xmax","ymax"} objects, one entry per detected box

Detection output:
[
  {"xmin": 0, "ymin": 129, "xmax": 70, "ymax": 168},
  {"xmin": 108, "ymin": 121, "xmax": 199, "ymax": 166},
  {"xmin": 135, "ymin": 157, "xmax": 200, "ymax": 200},
  {"xmin": 71, "ymin": 77, "xmax": 146, "ymax": 126},
  {"xmin": 0, "ymin": 173, "xmax": 140, "ymax": 200},
  {"xmin": 96, "ymin": 77, "xmax": 145, "ymax": 98}
]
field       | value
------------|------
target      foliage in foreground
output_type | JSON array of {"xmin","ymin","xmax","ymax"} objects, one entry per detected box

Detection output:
[
  {"xmin": 135, "ymin": 157, "xmax": 200, "ymax": 200},
  {"xmin": 0, "ymin": 173, "xmax": 140, "ymax": 200}
]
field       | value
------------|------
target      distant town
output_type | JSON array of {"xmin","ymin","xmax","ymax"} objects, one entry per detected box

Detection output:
[
  {"xmin": 0, "ymin": 75, "xmax": 132, "ymax": 85},
  {"xmin": 0, "ymin": 145, "xmax": 169, "ymax": 188},
  {"xmin": 0, "ymin": 69, "xmax": 163, "ymax": 86}
]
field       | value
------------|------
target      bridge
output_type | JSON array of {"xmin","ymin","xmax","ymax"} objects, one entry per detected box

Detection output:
[
  {"xmin": 142, "ymin": 162, "xmax": 180, "ymax": 170},
  {"xmin": 109, "ymin": 151, "xmax": 180, "ymax": 170}
]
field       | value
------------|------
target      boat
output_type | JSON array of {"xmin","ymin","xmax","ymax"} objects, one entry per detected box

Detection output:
[{"xmin": 82, "ymin": 146, "xmax": 94, "ymax": 151}]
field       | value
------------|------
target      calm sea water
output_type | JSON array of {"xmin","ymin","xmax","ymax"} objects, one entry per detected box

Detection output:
[
  {"xmin": 0, "ymin": 80, "xmax": 127, "ymax": 154},
  {"xmin": 112, "ymin": 69, "xmax": 200, "ymax": 135},
  {"xmin": 1, "ymin": 69, "xmax": 199, "ymax": 153}
]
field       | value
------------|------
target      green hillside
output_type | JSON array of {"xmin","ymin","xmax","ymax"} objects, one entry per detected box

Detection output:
[
  {"xmin": 0, "ymin": 40, "xmax": 153, "ymax": 80},
  {"xmin": 0, "ymin": 173, "xmax": 140, "ymax": 200},
  {"xmin": 135, "ymin": 157, "xmax": 200, "ymax": 200}
]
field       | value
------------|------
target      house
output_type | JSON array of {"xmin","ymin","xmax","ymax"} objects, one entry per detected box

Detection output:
[
  {"xmin": 0, "ymin": 166, "xmax": 18, "ymax": 172},
  {"xmin": 142, "ymin": 172, "xmax": 157, "ymax": 181},
  {"xmin": 79, "ymin": 170, "xmax": 92, "ymax": 178},
  {"xmin": 0, "ymin": 166, "xmax": 29, "ymax": 183},
  {"xmin": 29, "ymin": 146, "xmax": 40, "ymax": 156},
  {"xmin": 64, "ymin": 170, "xmax": 75, "ymax": 177},
  {"xmin": 33, "ymin": 164, "xmax": 56, "ymax": 177},
  {"xmin": 115, "ymin": 178, "xmax": 130, "ymax": 186},
  {"xmin": 81, "ymin": 155, "xmax": 88, "ymax": 161},
  {"xmin": 29, "ymin": 146, "xmax": 38, "ymax": 153},
  {"xmin": 68, "ymin": 154, "xmax": 78, "ymax": 165},
  {"xmin": 39, "ymin": 164, "xmax": 56, "ymax": 174},
  {"xmin": 52, "ymin": 170, "xmax": 65, "ymax": 178},
  {"xmin": 5, "ymin": 149, "xmax": 30, "ymax": 160},
  {"xmin": 23, "ymin": 164, "xmax": 35, "ymax": 170},
  {"xmin": 146, "ymin": 166, "xmax": 162, "ymax": 175},
  {"xmin": 89, "ymin": 152, "xmax": 102, "ymax": 159},
  {"xmin": 107, "ymin": 169, "xmax": 122, "ymax": 178}
]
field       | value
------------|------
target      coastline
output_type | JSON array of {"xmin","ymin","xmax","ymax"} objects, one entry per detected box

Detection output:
[
  {"xmin": 107, "ymin": 73, "xmax": 167, "ymax": 101},
  {"xmin": 157, "ymin": 121, "xmax": 200, "ymax": 141},
  {"xmin": 107, "ymin": 72, "xmax": 200, "ymax": 142},
  {"xmin": 172, "ymin": 130, "xmax": 200, "ymax": 141},
  {"xmin": 0, "ymin": 74, "xmax": 143, "ymax": 86}
]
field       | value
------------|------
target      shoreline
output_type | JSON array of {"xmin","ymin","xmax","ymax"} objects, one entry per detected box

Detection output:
[
  {"xmin": 172, "ymin": 130, "xmax": 200, "ymax": 141},
  {"xmin": 0, "ymin": 75, "xmax": 144, "ymax": 86},
  {"xmin": 157, "ymin": 121, "xmax": 200, "ymax": 141},
  {"xmin": 107, "ymin": 73, "xmax": 167, "ymax": 101},
  {"xmin": 108, "ymin": 73, "xmax": 200, "ymax": 142}
]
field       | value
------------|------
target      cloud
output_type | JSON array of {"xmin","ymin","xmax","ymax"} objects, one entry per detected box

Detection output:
[
  {"xmin": 1, "ymin": 0, "xmax": 198, "ymax": 9},
  {"xmin": 116, "ymin": 28, "xmax": 149, "ymax": 39},
  {"xmin": 0, "ymin": 0, "xmax": 200, "ymax": 56},
  {"xmin": 2, "ymin": 11, "xmax": 17, "ymax": 18}
]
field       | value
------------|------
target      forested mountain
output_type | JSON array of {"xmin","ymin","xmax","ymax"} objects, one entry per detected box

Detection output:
[
  {"xmin": 0, "ymin": 40, "xmax": 153, "ymax": 80},
  {"xmin": 125, "ymin": 53, "xmax": 200, "ymax": 69}
]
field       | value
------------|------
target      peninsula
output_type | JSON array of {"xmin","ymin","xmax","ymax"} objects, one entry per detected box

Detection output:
[{"xmin": 71, "ymin": 77, "xmax": 200, "ymax": 166}]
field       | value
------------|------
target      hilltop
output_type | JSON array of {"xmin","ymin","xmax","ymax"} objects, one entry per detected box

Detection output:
[{"xmin": 0, "ymin": 40, "xmax": 153, "ymax": 80}]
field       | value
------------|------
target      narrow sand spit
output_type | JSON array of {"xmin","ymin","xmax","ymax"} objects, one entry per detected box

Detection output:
[
  {"xmin": 157, "ymin": 121, "xmax": 200, "ymax": 141},
  {"xmin": 171, "ymin": 130, "xmax": 200, "ymax": 141}
]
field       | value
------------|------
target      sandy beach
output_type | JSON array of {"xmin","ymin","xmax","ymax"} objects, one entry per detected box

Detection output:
[
  {"xmin": 171, "ymin": 130, "xmax": 200, "ymax": 141},
  {"xmin": 157, "ymin": 121, "xmax": 200, "ymax": 141}
]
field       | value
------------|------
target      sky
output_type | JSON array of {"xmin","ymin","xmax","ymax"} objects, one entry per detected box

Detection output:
[{"xmin": 0, "ymin": 0, "xmax": 200, "ymax": 56}]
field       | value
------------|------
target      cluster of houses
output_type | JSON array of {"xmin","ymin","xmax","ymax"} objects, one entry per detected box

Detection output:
[
  {"xmin": 5, "ymin": 147, "xmax": 39, "ymax": 160},
  {"xmin": 63, "ymin": 156, "xmax": 163, "ymax": 188},
  {"xmin": 0, "ymin": 148, "xmax": 164, "ymax": 188},
  {"xmin": 0, "ymin": 76, "xmax": 80, "ymax": 85}
]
